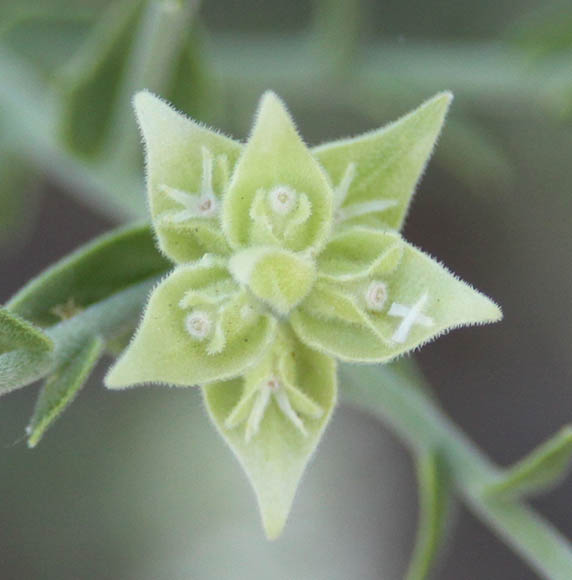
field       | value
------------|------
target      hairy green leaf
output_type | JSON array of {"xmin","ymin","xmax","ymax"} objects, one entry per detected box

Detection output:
[
  {"xmin": 406, "ymin": 450, "xmax": 452, "ymax": 580},
  {"xmin": 7, "ymin": 223, "xmax": 170, "ymax": 327},
  {"xmin": 0, "ymin": 308, "xmax": 53, "ymax": 354},
  {"xmin": 222, "ymin": 91, "xmax": 333, "ymax": 253},
  {"xmin": 291, "ymin": 228, "xmax": 501, "ymax": 362},
  {"xmin": 485, "ymin": 427, "xmax": 572, "ymax": 499},
  {"xmin": 0, "ymin": 349, "xmax": 53, "ymax": 395},
  {"xmin": 203, "ymin": 329, "xmax": 337, "ymax": 539},
  {"xmin": 105, "ymin": 257, "xmax": 277, "ymax": 388},
  {"xmin": 313, "ymin": 92, "xmax": 451, "ymax": 231},
  {"xmin": 134, "ymin": 90, "xmax": 241, "ymax": 263},
  {"xmin": 27, "ymin": 336, "xmax": 104, "ymax": 447}
]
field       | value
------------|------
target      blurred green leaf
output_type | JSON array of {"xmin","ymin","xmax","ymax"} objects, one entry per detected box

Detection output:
[
  {"xmin": 57, "ymin": 0, "xmax": 214, "ymax": 161},
  {"xmin": 0, "ymin": 147, "xmax": 41, "ymax": 251},
  {"xmin": 0, "ymin": 0, "xmax": 108, "ymax": 23},
  {"xmin": 57, "ymin": 0, "xmax": 144, "ymax": 158},
  {"xmin": 27, "ymin": 335, "xmax": 104, "ymax": 447},
  {"xmin": 168, "ymin": 20, "xmax": 220, "ymax": 125},
  {"xmin": 406, "ymin": 450, "xmax": 452, "ymax": 580},
  {"xmin": 7, "ymin": 223, "xmax": 170, "ymax": 327},
  {"xmin": 1, "ymin": 15, "xmax": 90, "ymax": 74},
  {"xmin": 485, "ymin": 427, "xmax": 572, "ymax": 499},
  {"xmin": 508, "ymin": 4, "xmax": 572, "ymax": 60},
  {"xmin": 437, "ymin": 117, "xmax": 514, "ymax": 196}
]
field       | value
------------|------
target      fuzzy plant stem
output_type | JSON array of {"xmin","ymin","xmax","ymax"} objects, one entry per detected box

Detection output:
[{"xmin": 341, "ymin": 364, "xmax": 572, "ymax": 580}]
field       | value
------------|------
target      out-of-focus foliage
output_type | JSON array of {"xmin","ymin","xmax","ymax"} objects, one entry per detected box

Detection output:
[{"xmin": 508, "ymin": 2, "xmax": 572, "ymax": 61}]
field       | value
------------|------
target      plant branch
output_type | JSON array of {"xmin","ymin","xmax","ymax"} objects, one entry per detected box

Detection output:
[{"xmin": 341, "ymin": 364, "xmax": 572, "ymax": 580}]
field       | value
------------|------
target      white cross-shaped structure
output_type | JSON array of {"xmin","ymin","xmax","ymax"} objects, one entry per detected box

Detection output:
[
  {"xmin": 159, "ymin": 146, "xmax": 218, "ymax": 222},
  {"xmin": 388, "ymin": 293, "xmax": 434, "ymax": 343}
]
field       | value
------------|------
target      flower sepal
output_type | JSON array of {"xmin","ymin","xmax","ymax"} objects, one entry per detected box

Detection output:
[{"xmin": 203, "ymin": 327, "xmax": 337, "ymax": 539}]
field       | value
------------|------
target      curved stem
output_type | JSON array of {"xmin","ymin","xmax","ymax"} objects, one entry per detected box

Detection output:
[{"xmin": 340, "ymin": 364, "xmax": 572, "ymax": 580}]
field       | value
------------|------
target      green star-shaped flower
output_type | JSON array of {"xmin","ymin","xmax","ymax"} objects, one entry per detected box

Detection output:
[{"xmin": 105, "ymin": 91, "xmax": 501, "ymax": 538}]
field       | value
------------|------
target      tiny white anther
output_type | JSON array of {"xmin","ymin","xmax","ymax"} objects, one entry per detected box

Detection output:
[
  {"xmin": 365, "ymin": 281, "xmax": 388, "ymax": 311},
  {"xmin": 185, "ymin": 310, "xmax": 212, "ymax": 341},
  {"xmin": 268, "ymin": 185, "xmax": 297, "ymax": 215}
]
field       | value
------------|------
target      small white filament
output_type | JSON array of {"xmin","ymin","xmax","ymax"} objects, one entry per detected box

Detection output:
[
  {"xmin": 365, "ymin": 281, "xmax": 388, "ymax": 312},
  {"xmin": 185, "ymin": 310, "xmax": 212, "ymax": 341},
  {"xmin": 243, "ymin": 376, "xmax": 309, "ymax": 443},
  {"xmin": 388, "ymin": 293, "xmax": 434, "ymax": 343},
  {"xmin": 274, "ymin": 388, "xmax": 307, "ymax": 436},
  {"xmin": 268, "ymin": 185, "xmax": 297, "ymax": 215},
  {"xmin": 333, "ymin": 162, "xmax": 356, "ymax": 209},
  {"xmin": 159, "ymin": 147, "xmax": 218, "ymax": 221},
  {"xmin": 245, "ymin": 387, "xmax": 272, "ymax": 443}
]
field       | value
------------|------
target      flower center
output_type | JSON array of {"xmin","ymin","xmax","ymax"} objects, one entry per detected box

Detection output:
[
  {"xmin": 268, "ymin": 185, "xmax": 297, "ymax": 215},
  {"xmin": 185, "ymin": 310, "xmax": 212, "ymax": 340}
]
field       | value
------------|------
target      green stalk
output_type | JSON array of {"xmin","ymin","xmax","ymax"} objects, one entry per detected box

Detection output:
[
  {"xmin": 46, "ymin": 279, "xmax": 156, "ymax": 372},
  {"xmin": 341, "ymin": 364, "xmax": 572, "ymax": 580}
]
